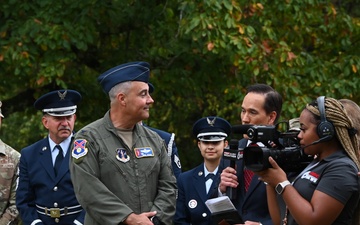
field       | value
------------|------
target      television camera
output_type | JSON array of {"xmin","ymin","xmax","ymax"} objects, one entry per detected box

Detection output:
[{"xmin": 224, "ymin": 122, "xmax": 313, "ymax": 172}]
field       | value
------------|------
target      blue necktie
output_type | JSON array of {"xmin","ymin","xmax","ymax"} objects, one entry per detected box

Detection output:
[
  {"xmin": 54, "ymin": 145, "xmax": 64, "ymax": 176},
  {"xmin": 206, "ymin": 173, "xmax": 215, "ymax": 181}
]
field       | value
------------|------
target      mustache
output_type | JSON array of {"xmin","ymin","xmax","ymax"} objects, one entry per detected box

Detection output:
[{"xmin": 58, "ymin": 127, "xmax": 71, "ymax": 131}]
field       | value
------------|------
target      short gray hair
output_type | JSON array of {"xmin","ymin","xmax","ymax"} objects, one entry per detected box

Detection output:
[{"xmin": 108, "ymin": 81, "xmax": 132, "ymax": 102}]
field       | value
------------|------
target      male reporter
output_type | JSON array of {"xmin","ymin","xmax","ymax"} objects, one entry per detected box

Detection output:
[{"xmin": 219, "ymin": 84, "xmax": 282, "ymax": 225}]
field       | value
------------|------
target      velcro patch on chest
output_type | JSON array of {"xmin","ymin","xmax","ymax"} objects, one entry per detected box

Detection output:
[{"xmin": 134, "ymin": 147, "xmax": 154, "ymax": 158}]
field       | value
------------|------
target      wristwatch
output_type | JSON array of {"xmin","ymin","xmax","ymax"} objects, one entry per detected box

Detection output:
[{"xmin": 275, "ymin": 180, "xmax": 291, "ymax": 194}]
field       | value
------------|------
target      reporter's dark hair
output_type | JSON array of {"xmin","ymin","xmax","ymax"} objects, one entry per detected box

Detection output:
[{"xmin": 246, "ymin": 83, "xmax": 283, "ymax": 123}]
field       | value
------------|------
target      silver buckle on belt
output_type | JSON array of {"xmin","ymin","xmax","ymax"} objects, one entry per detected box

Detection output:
[{"xmin": 47, "ymin": 208, "xmax": 61, "ymax": 218}]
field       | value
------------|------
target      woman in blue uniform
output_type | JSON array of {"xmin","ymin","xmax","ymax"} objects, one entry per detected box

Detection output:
[{"xmin": 174, "ymin": 116, "xmax": 231, "ymax": 225}]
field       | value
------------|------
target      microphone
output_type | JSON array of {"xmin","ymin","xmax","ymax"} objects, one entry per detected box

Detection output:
[
  {"xmin": 302, "ymin": 136, "xmax": 330, "ymax": 149},
  {"xmin": 231, "ymin": 124, "xmax": 252, "ymax": 134},
  {"xmin": 225, "ymin": 139, "xmax": 239, "ymax": 200}
]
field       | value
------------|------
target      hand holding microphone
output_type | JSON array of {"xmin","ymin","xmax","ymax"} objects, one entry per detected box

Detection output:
[{"xmin": 223, "ymin": 139, "xmax": 240, "ymax": 200}]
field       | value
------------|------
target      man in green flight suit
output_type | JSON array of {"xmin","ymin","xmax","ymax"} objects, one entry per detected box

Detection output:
[{"xmin": 70, "ymin": 61, "xmax": 177, "ymax": 225}]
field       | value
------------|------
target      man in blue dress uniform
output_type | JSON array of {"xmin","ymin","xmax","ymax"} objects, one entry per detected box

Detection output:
[
  {"xmin": 143, "ymin": 83, "xmax": 182, "ymax": 179},
  {"xmin": 146, "ymin": 126, "xmax": 182, "ymax": 179},
  {"xmin": 16, "ymin": 89, "xmax": 85, "ymax": 225}
]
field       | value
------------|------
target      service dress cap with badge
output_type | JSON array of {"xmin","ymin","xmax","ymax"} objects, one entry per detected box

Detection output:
[
  {"xmin": 0, "ymin": 101, "xmax": 4, "ymax": 118},
  {"xmin": 192, "ymin": 116, "xmax": 231, "ymax": 141},
  {"xmin": 97, "ymin": 61, "xmax": 151, "ymax": 93},
  {"xmin": 34, "ymin": 89, "xmax": 82, "ymax": 117}
]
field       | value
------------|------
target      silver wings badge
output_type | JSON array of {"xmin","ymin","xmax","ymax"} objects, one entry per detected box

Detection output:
[
  {"xmin": 207, "ymin": 117, "xmax": 216, "ymax": 126},
  {"xmin": 58, "ymin": 90, "xmax": 67, "ymax": 100}
]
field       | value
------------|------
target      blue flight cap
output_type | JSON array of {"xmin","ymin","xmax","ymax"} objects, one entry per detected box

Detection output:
[
  {"xmin": 192, "ymin": 116, "xmax": 232, "ymax": 141},
  {"xmin": 148, "ymin": 82, "xmax": 154, "ymax": 93},
  {"xmin": 34, "ymin": 90, "xmax": 82, "ymax": 117},
  {"xmin": 97, "ymin": 61, "xmax": 151, "ymax": 93}
]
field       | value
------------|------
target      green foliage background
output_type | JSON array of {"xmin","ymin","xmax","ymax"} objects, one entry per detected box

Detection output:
[{"xmin": 1, "ymin": 0, "xmax": 359, "ymax": 170}]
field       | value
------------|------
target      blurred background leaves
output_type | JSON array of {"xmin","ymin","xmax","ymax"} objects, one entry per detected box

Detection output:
[{"xmin": 0, "ymin": 0, "xmax": 359, "ymax": 170}]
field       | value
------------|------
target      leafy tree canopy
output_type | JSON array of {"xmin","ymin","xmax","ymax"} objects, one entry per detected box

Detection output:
[{"xmin": 1, "ymin": 0, "xmax": 359, "ymax": 170}]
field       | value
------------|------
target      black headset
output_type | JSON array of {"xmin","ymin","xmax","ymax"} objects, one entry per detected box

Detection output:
[{"xmin": 316, "ymin": 96, "xmax": 335, "ymax": 141}]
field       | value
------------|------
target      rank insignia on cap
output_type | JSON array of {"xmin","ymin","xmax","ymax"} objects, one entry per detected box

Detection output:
[
  {"xmin": 207, "ymin": 117, "xmax": 216, "ymax": 126},
  {"xmin": 193, "ymin": 116, "xmax": 231, "ymax": 142},
  {"xmin": 58, "ymin": 90, "xmax": 67, "ymax": 100},
  {"xmin": 134, "ymin": 147, "xmax": 154, "ymax": 158},
  {"xmin": 72, "ymin": 139, "xmax": 88, "ymax": 160},
  {"xmin": 34, "ymin": 89, "xmax": 82, "ymax": 117},
  {"xmin": 116, "ymin": 148, "xmax": 130, "ymax": 163}
]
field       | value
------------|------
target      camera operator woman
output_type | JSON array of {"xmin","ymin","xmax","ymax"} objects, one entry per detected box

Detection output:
[{"xmin": 256, "ymin": 96, "xmax": 360, "ymax": 225}]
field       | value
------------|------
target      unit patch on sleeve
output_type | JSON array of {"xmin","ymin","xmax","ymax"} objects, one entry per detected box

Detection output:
[{"xmin": 72, "ymin": 139, "xmax": 88, "ymax": 163}]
